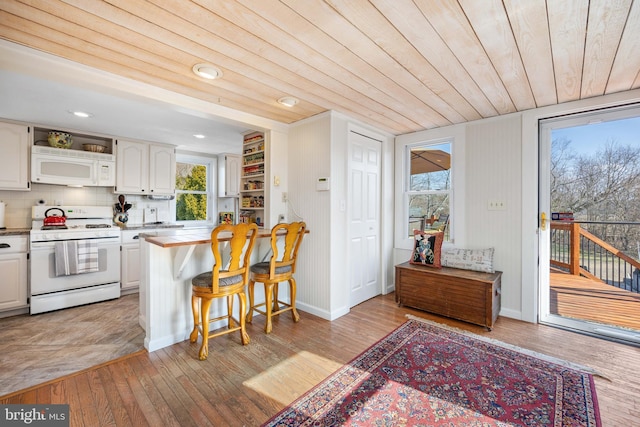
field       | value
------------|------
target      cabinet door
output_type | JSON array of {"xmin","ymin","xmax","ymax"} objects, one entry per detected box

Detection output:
[
  {"xmin": 116, "ymin": 140, "xmax": 149, "ymax": 193},
  {"xmin": 0, "ymin": 252, "xmax": 27, "ymax": 311},
  {"xmin": 0, "ymin": 122, "xmax": 30, "ymax": 190},
  {"xmin": 149, "ymin": 144, "xmax": 176, "ymax": 194},
  {"xmin": 219, "ymin": 154, "xmax": 241, "ymax": 197},
  {"xmin": 121, "ymin": 244, "xmax": 140, "ymax": 291}
]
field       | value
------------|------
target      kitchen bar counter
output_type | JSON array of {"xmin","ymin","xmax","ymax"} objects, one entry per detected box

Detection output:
[
  {"xmin": 141, "ymin": 227, "xmax": 271, "ymax": 247},
  {"xmin": 138, "ymin": 226, "xmax": 306, "ymax": 353}
]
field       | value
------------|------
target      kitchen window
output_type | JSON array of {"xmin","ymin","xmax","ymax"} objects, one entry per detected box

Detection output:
[
  {"xmin": 175, "ymin": 155, "xmax": 213, "ymax": 223},
  {"xmin": 406, "ymin": 141, "xmax": 452, "ymax": 240}
]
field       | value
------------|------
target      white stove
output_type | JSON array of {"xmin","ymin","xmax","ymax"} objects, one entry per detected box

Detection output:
[
  {"xmin": 29, "ymin": 205, "xmax": 121, "ymax": 314},
  {"xmin": 30, "ymin": 206, "xmax": 121, "ymax": 242}
]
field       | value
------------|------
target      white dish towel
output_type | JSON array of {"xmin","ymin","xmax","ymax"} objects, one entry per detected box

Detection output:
[{"xmin": 55, "ymin": 240, "xmax": 99, "ymax": 276}]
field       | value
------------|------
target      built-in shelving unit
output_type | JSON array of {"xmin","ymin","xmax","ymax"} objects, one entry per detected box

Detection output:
[{"xmin": 240, "ymin": 132, "xmax": 265, "ymax": 226}]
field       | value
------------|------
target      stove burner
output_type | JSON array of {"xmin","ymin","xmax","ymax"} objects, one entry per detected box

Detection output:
[
  {"xmin": 86, "ymin": 224, "xmax": 112, "ymax": 229},
  {"xmin": 41, "ymin": 225, "xmax": 68, "ymax": 230}
]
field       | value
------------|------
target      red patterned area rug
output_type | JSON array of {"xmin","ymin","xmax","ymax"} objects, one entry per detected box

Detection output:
[{"xmin": 263, "ymin": 316, "xmax": 601, "ymax": 426}]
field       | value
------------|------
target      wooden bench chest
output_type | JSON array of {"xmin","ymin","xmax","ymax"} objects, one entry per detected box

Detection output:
[{"xmin": 395, "ymin": 261, "xmax": 502, "ymax": 330}]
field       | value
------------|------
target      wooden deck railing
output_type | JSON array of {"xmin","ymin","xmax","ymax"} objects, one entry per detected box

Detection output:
[{"xmin": 550, "ymin": 221, "xmax": 640, "ymax": 292}]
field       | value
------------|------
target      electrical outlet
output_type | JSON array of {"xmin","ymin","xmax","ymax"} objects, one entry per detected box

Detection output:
[
  {"xmin": 282, "ymin": 192, "xmax": 288, "ymax": 202},
  {"xmin": 487, "ymin": 200, "xmax": 506, "ymax": 211},
  {"xmin": 278, "ymin": 214, "xmax": 285, "ymax": 222},
  {"xmin": 144, "ymin": 208, "xmax": 157, "ymax": 223}
]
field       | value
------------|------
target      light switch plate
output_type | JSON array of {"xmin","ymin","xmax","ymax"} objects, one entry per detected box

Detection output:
[{"xmin": 487, "ymin": 200, "xmax": 506, "ymax": 211}]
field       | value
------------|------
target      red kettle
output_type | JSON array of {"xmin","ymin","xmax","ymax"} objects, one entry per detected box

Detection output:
[{"xmin": 43, "ymin": 207, "xmax": 67, "ymax": 226}]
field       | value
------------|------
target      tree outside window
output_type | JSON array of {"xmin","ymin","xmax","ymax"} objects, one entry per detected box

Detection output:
[
  {"xmin": 406, "ymin": 142, "xmax": 452, "ymax": 239},
  {"xmin": 176, "ymin": 161, "xmax": 208, "ymax": 221}
]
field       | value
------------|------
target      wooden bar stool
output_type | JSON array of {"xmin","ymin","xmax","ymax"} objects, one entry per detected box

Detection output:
[
  {"xmin": 190, "ymin": 222, "xmax": 258, "ymax": 360},
  {"xmin": 246, "ymin": 221, "xmax": 306, "ymax": 333}
]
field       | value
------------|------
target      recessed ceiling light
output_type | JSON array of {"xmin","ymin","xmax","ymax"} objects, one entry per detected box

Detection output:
[
  {"xmin": 278, "ymin": 96, "xmax": 299, "ymax": 107},
  {"xmin": 193, "ymin": 134, "xmax": 206, "ymax": 139},
  {"xmin": 69, "ymin": 110, "xmax": 92, "ymax": 118},
  {"xmin": 192, "ymin": 63, "xmax": 223, "ymax": 80}
]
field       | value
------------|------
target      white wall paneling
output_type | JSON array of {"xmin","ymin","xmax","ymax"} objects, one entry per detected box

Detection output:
[
  {"xmin": 289, "ymin": 113, "xmax": 333, "ymax": 318},
  {"xmin": 465, "ymin": 115, "xmax": 522, "ymax": 316}
]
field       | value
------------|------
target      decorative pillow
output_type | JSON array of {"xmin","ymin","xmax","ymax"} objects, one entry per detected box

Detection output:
[
  {"xmin": 441, "ymin": 247, "xmax": 495, "ymax": 273},
  {"xmin": 409, "ymin": 231, "xmax": 443, "ymax": 268}
]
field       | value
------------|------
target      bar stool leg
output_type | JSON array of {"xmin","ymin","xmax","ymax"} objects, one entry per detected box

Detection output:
[
  {"xmin": 264, "ymin": 283, "xmax": 274, "ymax": 334},
  {"xmin": 246, "ymin": 280, "xmax": 255, "ymax": 324},
  {"xmin": 190, "ymin": 295, "xmax": 199, "ymax": 343},
  {"xmin": 198, "ymin": 298, "xmax": 213, "ymax": 360},
  {"xmin": 289, "ymin": 278, "xmax": 300, "ymax": 323}
]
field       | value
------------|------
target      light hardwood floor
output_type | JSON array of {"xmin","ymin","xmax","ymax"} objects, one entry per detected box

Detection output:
[
  {"xmin": 0, "ymin": 294, "xmax": 144, "ymax": 396},
  {"xmin": 2, "ymin": 293, "xmax": 639, "ymax": 426}
]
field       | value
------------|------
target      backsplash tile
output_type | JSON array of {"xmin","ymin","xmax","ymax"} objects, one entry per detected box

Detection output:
[{"xmin": 0, "ymin": 184, "xmax": 171, "ymax": 228}]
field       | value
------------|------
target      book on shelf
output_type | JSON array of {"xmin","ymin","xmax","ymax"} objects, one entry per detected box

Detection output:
[
  {"xmin": 243, "ymin": 164, "xmax": 264, "ymax": 175},
  {"xmin": 243, "ymin": 152, "xmax": 264, "ymax": 164},
  {"xmin": 239, "ymin": 210, "xmax": 262, "ymax": 226},
  {"xmin": 243, "ymin": 134, "xmax": 264, "ymax": 144}
]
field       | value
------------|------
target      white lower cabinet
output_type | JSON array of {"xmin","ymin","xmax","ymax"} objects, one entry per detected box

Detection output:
[
  {"xmin": 121, "ymin": 230, "xmax": 142, "ymax": 293},
  {"xmin": 121, "ymin": 228, "xmax": 178, "ymax": 293},
  {"xmin": 0, "ymin": 236, "xmax": 28, "ymax": 311}
]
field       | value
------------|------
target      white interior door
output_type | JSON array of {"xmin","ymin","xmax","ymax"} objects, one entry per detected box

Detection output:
[{"xmin": 348, "ymin": 130, "xmax": 382, "ymax": 307}]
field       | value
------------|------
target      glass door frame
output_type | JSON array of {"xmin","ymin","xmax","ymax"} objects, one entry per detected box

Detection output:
[{"xmin": 538, "ymin": 104, "xmax": 640, "ymax": 344}]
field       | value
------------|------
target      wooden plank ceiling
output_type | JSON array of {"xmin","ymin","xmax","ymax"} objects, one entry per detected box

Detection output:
[{"xmin": 1, "ymin": 0, "xmax": 639, "ymax": 135}]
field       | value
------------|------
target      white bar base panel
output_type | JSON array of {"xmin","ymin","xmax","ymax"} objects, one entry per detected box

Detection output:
[{"xmin": 140, "ymin": 238, "xmax": 267, "ymax": 352}]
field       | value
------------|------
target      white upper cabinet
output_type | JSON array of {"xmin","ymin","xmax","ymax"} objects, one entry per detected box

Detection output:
[
  {"xmin": 116, "ymin": 140, "xmax": 175, "ymax": 195},
  {"xmin": 0, "ymin": 121, "xmax": 30, "ymax": 191},
  {"xmin": 116, "ymin": 140, "xmax": 148, "ymax": 193},
  {"xmin": 149, "ymin": 144, "xmax": 176, "ymax": 195},
  {"xmin": 218, "ymin": 154, "xmax": 241, "ymax": 197}
]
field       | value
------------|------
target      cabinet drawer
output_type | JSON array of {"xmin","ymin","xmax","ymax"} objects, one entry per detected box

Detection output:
[
  {"xmin": 121, "ymin": 231, "xmax": 142, "ymax": 244},
  {"xmin": 0, "ymin": 236, "xmax": 28, "ymax": 253}
]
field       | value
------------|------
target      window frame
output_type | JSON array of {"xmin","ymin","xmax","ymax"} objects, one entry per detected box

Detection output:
[
  {"xmin": 394, "ymin": 126, "xmax": 465, "ymax": 251},
  {"xmin": 404, "ymin": 139, "xmax": 453, "ymax": 240},
  {"xmin": 172, "ymin": 153, "xmax": 215, "ymax": 225}
]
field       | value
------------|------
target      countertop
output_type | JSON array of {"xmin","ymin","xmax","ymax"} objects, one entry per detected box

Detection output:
[
  {"xmin": 118, "ymin": 223, "xmax": 185, "ymax": 231},
  {"xmin": 0, "ymin": 228, "xmax": 31, "ymax": 236},
  {"xmin": 0, "ymin": 224, "xmax": 185, "ymax": 236}
]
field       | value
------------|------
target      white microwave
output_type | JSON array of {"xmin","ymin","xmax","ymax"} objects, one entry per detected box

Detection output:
[{"xmin": 31, "ymin": 146, "xmax": 116, "ymax": 187}]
